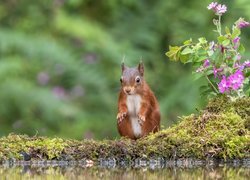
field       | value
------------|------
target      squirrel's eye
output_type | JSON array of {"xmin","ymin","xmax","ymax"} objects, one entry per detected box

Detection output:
[
  {"xmin": 120, "ymin": 77, "xmax": 123, "ymax": 83},
  {"xmin": 135, "ymin": 76, "xmax": 141, "ymax": 83}
]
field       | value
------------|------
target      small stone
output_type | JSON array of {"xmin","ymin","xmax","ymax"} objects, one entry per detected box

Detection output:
[{"xmin": 19, "ymin": 151, "xmax": 31, "ymax": 161}]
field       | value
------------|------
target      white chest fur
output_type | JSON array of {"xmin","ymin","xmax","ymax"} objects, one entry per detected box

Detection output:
[{"xmin": 126, "ymin": 95, "xmax": 142, "ymax": 137}]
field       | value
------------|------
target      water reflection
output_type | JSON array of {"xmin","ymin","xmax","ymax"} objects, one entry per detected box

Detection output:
[{"xmin": 0, "ymin": 164, "xmax": 249, "ymax": 180}]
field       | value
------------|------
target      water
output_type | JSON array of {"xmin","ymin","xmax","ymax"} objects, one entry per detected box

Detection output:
[{"xmin": 0, "ymin": 159, "xmax": 249, "ymax": 180}]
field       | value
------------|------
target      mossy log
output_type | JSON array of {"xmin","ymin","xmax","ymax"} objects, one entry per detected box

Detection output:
[{"xmin": 0, "ymin": 97, "xmax": 249, "ymax": 162}]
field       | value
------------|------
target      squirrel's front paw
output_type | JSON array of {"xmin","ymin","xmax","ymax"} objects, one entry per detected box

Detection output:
[
  {"xmin": 117, "ymin": 112, "xmax": 127, "ymax": 124},
  {"xmin": 138, "ymin": 114, "xmax": 146, "ymax": 125}
]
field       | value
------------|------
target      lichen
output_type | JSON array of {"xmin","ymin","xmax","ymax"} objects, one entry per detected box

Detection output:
[{"xmin": 0, "ymin": 97, "xmax": 249, "ymax": 162}]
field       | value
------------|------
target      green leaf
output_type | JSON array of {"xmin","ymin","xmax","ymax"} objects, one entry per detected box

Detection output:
[
  {"xmin": 232, "ymin": 27, "xmax": 241, "ymax": 39},
  {"xmin": 217, "ymin": 36, "xmax": 227, "ymax": 44},
  {"xmin": 208, "ymin": 50, "xmax": 214, "ymax": 56},
  {"xmin": 181, "ymin": 47, "xmax": 193, "ymax": 55},
  {"xmin": 207, "ymin": 92, "xmax": 218, "ymax": 99},
  {"xmin": 165, "ymin": 46, "xmax": 181, "ymax": 61},
  {"xmin": 196, "ymin": 56, "xmax": 208, "ymax": 62},
  {"xmin": 222, "ymin": 39, "xmax": 230, "ymax": 46},
  {"xmin": 206, "ymin": 70, "xmax": 214, "ymax": 76},
  {"xmin": 244, "ymin": 80, "xmax": 250, "ymax": 96},
  {"xmin": 245, "ymin": 71, "xmax": 250, "ymax": 78},
  {"xmin": 193, "ymin": 43, "xmax": 202, "ymax": 51},
  {"xmin": 200, "ymin": 85, "xmax": 213, "ymax": 97},
  {"xmin": 243, "ymin": 77, "xmax": 249, "ymax": 84},
  {"xmin": 198, "ymin": 37, "xmax": 207, "ymax": 44},
  {"xmin": 238, "ymin": 44, "xmax": 245, "ymax": 54},
  {"xmin": 183, "ymin": 39, "xmax": 192, "ymax": 45},
  {"xmin": 192, "ymin": 71, "xmax": 204, "ymax": 81},
  {"xmin": 210, "ymin": 48, "xmax": 221, "ymax": 63},
  {"xmin": 225, "ymin": 26, "xmax": 231, "ymax": 34},
  {"xmin": 198, "ymin": 49, "xmax": 207, "ymax": 56},
  {"xmin": 199, "ymin": 85, "xmax": 209, "ymax": 91},
  {"xmin": 179, "ymin": 54, "xmax": 191, "ymax": 64}
]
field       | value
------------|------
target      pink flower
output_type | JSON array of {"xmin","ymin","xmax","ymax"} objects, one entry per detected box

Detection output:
[
  {"xmin": 233, "ymin": 37, "xmax": 240, "ymax": 44},
  {"xmin": 236, "ymin": 54, "xmax": 241, "ymax": 61},
  {"xmin": 218, "ymin": 76, "xmax": 230, "ymax": 93},
  {"xmin": 243, "ymin": 60, "xmax": 250, "ymax": 67},
  {"xmin": 218, "ymin": 71, "xmax": 245, "ymax": 93},
  {"xmin": 234, "ymin": 63, "xmax": 244, "ymax": 71},
  {"xmin": 207, "ymin": 2, "xmax": 227, "ymax": 15},
  {"xmin": 215, "ymin": 4, "xmax": 227, "ymax": 15},
  {"xmin": 233, "ymin": 37, "xmax": 240, "ymax": 49},
  {"xmin": 203, "ymin": 59, "xmax": 210, "ymax": 68},
  {"xmin": 238, "ymin": 21, "xmax": 250, "ymax": 28},
  {"xmin": 236, "ymin": 18, "xmax": 250, "ymax": 28},
  {"xmin": 213, "ymin": 67, "xmax": 223, "ymax": 78},
  {"xmin": 228, "ymin": 70, "xmax": 244, "ymax": 90},
  {"xmin": 213, "ymin": 67, "xmax": 218, "ymax": 77},
  {"xmin": 196, "ymin": 59, "xmax": 210, "ymax": 73},
  {"xmin": 235, "ymin": 60, "xmax": 250, "ymax": 70},
  {"xmin": 207, "ymin": 2, "xmax": 218, "ymax": 10},
  {"xmin": 234, "ymin": 63, "xmax": 240, "ymax": 68}
]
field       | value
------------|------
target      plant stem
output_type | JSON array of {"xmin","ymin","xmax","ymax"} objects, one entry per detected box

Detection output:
[
  {"xmin": 206, "ymin": 75, "xmax": 219, "ymax": 93},
  {"xmin": 218, "ymin": 15, "xmax": 222, "ymax": 36}
]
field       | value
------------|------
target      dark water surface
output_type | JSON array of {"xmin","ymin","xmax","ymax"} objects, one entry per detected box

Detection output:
[{"xmin": 0, "ymin": 159, "xmax": 249, "ymax": 180}]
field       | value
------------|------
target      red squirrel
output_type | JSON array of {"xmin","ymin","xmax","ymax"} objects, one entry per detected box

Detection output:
[{"xmin": 117, "ymin": 62, "xmax": 161, "ymax": 140}]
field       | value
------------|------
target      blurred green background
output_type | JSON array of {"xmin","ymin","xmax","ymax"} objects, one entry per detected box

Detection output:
[{"xmin": 0, "ymin": 0, "xmax": 249, "ymax": 139}]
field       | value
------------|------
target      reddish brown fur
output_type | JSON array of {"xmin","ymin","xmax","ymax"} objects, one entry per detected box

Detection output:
[{"xmin": 117, "ymin": 63, "xmax": 161, "ymax": 140}]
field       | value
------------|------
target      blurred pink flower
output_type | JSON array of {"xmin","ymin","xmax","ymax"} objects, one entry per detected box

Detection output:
[
  {"xmin": 37, "ymin": 72, "xmax": 50, "ymax": 85},
  {"xmin": 84, "ymin": 53, "xmax": 98, "ymax": 64},
  {"xmin": 55, "ymin": 64, "xmax": 65, "ymax": 75},
  {"xmin": 71, "ymin": 85, "xmax": 85, "ymax": 98},
  {"xmin": 52, "ymin": 86, "xmax": 66, "ymax": 99}
]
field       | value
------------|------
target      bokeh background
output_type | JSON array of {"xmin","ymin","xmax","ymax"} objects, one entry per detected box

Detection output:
[{"xmin": 0, "ymin": 0, "xmax": 249, "ymax": 139}]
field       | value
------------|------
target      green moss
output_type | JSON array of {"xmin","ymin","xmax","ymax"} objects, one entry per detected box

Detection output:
[
  {"xmin": 0, "ymin": 97, "xmax": 249, "ymax": 161},
  {"xmin": 0, "ymin": 134, "xmax": 67, "ymax": 160}
]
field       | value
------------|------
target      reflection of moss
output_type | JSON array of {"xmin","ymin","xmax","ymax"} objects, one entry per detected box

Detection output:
[
  {"xmin": 0, "ymin": 97, "xmax": 249, "ymax": 161},
  {"xmin": 0, "ymin": 166, "xmax": 249, "ymax": 179}
]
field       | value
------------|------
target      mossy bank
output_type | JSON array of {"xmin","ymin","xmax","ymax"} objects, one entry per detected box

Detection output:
[{"xmin": 0, "ymin": 97, "xmax": 249, "ymax": 162}]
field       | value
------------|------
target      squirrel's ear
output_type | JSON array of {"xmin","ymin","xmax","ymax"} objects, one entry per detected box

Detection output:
[
  {"xmin": 138, "ymin": 62, "xmax": 144, "ymax": 76},
  {"xmin": 121, "ymin": 62, "xmax": 126, "ymax": 72}
]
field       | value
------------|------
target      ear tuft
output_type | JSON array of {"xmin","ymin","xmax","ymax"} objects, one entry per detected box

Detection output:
[
  {"xmin": 138, "ymin": 62, "xmax": 144, "ymax": 76},
  {"xmin": 121, "ymin": 62, "xmax": 126, "ymax": 72}
]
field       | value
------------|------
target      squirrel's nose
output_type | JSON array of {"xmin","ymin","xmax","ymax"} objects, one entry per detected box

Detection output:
[
  {"xmin": 124, "ymin": 88, "xmax": 132, "ymax": 94},
  {"xmin": 125, "ymin": 89, "xmax": 131, "ymax": 94}
]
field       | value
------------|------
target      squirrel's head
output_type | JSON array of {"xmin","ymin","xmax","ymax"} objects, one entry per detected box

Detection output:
[{"xmin": 120, "ymin": 62, "xmax": 144, "ymax": 95}]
